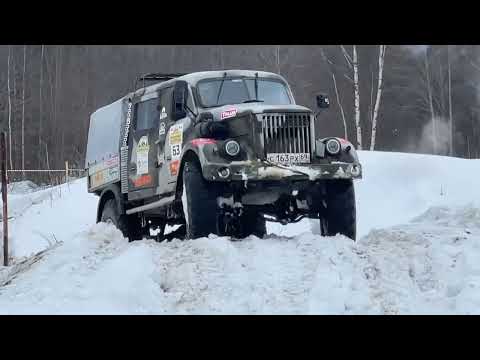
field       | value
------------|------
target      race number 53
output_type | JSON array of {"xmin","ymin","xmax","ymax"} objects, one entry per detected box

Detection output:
[{"xmin": 171, "ymin": 144, "xmax": 181, "ymax": 157}]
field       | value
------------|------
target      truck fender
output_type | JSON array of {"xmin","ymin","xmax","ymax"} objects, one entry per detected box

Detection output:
[
  {"xmin": 174, "ymin": 138, "xmax": 216, "ymax": 194},
  {"xmin": 96, "ymin": 183, "xmax": 125, "ymax": 223}
]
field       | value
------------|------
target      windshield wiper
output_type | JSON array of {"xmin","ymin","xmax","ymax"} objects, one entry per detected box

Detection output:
[
  {"xmin": 254, "ymin": 72, "xmax": 259, "ymax": 100},
  {"xmin": 242, "ymin": 99, "xmax": 264, "ymax": 103},
  {"xmin": 216, "ymin": 72, "xmax": 227, "ymax": 105}
]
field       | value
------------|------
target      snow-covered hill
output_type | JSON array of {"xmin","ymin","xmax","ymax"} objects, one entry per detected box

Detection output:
[{"xmin": 0, "ymin": 151, "xmax": 479, "ymax": 314}]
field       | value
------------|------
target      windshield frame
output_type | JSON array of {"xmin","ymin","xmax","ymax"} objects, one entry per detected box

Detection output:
[{"xmin": 194, "ymin": 76, "xmax": 294, "ymax": 109}]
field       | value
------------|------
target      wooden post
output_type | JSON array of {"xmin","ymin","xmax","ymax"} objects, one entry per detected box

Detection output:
[
  {"xmin": 1, "ymin": 132, "xmax": 9, "ymax": 266},
  {"xmin": 65, "ymin": 161, "xmax": 69, "ymax": 183}
]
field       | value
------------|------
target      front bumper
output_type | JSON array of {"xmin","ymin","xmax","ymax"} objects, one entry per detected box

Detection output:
[{"xmin": 202, "ymin": 160, "xmax": 362, "ymax": 182}]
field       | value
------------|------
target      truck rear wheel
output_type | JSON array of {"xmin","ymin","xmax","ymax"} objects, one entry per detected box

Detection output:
[
  {"xmin": 100, "ymin": 199, "xmax": 143, "ymax": 242},
  {"xmin": 182, "ymin": 159, "xmax": 218, "ymax": 239},
  {"xmin": 320, "ymin": 180, "xmax": 356, "ymax": 241}
]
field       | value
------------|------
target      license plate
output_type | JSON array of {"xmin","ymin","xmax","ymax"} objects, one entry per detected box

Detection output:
[{"xmin": 267, "ymin": 153, "xmax": 311, "ymax": 164}]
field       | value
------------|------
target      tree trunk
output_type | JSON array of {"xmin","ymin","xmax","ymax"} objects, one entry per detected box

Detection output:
[
  {"xmin": 22, "ymin": 45, "xmax": 26, "ymax": 178},
  {"xmin": 424, "ymin": 49, "xmax": 437, "ymax": 154},
  {"xmin": 370, "ymin": 68, "xmax": 374, "ymax": 125},
  {"xmin": 7, "ymin": 46, "xmax": 13, "ymax": 171},
  {"xmin": 332, "ymin": 72, "xmax": 348, "ymax": 139},
  {"xmin": 370, "ymin": 45, "xmax": 386, "ymax": 151},
  {"xmin": 447, "ymin": 45, "xmax": 453, "ymax": 156},
  {"xmin": 39, "ymin": 44, "xmax": 44, "ymax": 168},
  {"xmin": 353, "ymin": 45, "xmax": 362, "ymax": 150}
]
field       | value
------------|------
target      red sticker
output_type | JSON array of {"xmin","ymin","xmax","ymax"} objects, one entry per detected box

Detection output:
[
  {"xmin": 191, "ymin": 138, "xmax": 216, "ymax": 146},
  {"xmin": 169, "ymin": 160, "xmax": 180, "ymax": 176},
  {"xmin": 220, "ymin": 108, "xmax": 237, "ymax": 120},
  {"xmin": 133, "ymin": 174, "xmax": 152, "ymax": 187},
  {"xmin": 339, "ymin": 138, "xmax": 350, "ymax": 144}
]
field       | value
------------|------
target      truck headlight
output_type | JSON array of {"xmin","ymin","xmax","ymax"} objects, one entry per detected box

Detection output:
[
  {"xmin": 325, "ymin": 138, "xmax": 341, "ymax": 155},
  {"xmin": 225, "ymin": 140, "xmax": 240, "ymax": 157}
]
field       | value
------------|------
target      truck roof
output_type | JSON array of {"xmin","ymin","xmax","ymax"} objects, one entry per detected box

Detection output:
[{"xmin": 132, "ymin": 70, "xmax": 288, "ymax": 97}]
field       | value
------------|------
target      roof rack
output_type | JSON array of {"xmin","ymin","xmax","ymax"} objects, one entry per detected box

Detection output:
[
  {"xmin": 139, "ymin": 73, "xmax": 187, "ymax": 81},
  {"xmin": 134, "ymin": 73, "xmax": 188, "ymax": 94}
]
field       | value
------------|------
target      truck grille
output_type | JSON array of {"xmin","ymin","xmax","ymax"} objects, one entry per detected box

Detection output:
[{"xmin": 258, "ymin": 113, "xmax": 313, "ymax": 155}]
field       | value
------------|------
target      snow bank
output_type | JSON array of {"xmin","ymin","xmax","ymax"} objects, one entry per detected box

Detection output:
[
  {"xmin": 7, "ymin": 180, "xmax": 39, "ymax": 195},
  {"xmin": 269, "ymin": 150, "xmax": 480, "ymax": 238},
  {"xmin": 2, "ymin": 179, "xmax": 98, "ymax": 261},
  {"xmin": 1, "ymin": 151, "xmax": 480, "ymax": 314}
]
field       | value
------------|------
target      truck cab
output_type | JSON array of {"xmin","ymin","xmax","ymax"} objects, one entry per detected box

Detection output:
[{"xmin": 85, "ymin": 70, "xmax": 361, "ymax": 241}]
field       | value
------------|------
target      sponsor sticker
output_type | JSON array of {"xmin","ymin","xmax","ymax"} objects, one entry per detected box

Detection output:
[
  {"xmin": 169, "ymin": 160, "xmax": 180, "ymax": 176},
  {"xmin": 133, "ymin": 174, "xmax": 152, "ymax": 187},
  {"xmin": 90, "ymin": 165, "xmax": 120, "ymax": 189},
  {"xmin": 169, "ymin": 123, "xmax": 183, "ymax": 160},
  {"xmin": 159, "ymin": 106, "xmax": 168, "ymax": 120},
  {"xmin": 220, "ymin": 108, "xmax": 237, "ymax": 120},
  {"xmin": 91, "ymin": 172, "xmax": 104, "ymax": 188},
  {"xmin": 159, "ymin": 122, "xmax": 166, "ymax": 136},
  {"xmin": 136, "ymin": 136, "xmax": 149, "ymax": 175},
  {"xmin": 191, "ymin": 138, "xmax": 216, "ymax": 146}
]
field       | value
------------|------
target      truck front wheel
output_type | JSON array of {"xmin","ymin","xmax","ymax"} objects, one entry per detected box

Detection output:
[
  {"xmin": 182, "ymin": 160, "xmax": 219, "ymax": 239},
  {"xmin": 320, "ymin": 180, "xmax": 356, "ymax": 241}
]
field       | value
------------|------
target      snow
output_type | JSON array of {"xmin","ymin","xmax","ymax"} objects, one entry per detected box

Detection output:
[{"xmin": 1, "ymin": 150, "xmax": 480, "ymax": 314}]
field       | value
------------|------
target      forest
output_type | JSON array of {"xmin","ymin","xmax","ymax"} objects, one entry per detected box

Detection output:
[{"xmin": 0, "ymin": 45, "xmax": 478, "ymax": 182}]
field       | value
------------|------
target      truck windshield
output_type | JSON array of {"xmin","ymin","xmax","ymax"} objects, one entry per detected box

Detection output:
[{"xmin": 197, "ymin": 78, "xmax": 292, "ymax": 107}]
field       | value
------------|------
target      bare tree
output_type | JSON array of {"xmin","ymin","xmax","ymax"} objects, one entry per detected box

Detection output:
[
  {"xmin": 447, "ymin": 45, "xmax": 453, "ymax": 156},
  {"xmin": 39, "ymin": 44, "xmax": 44, "ymax": 168},
  {"xmin": 369, "ymin": 45, "xmax": 387, "ymax": 151},
  {"xmin": 424, "ymin": 48, "xmax": 437, "ymax": 153},
  {"xmin": 22, "ymin": 45, "xmax": 26, "ymax": 178},
  {"xmin": 320, "ymin": 47, "xmax": 348, "ymax": 139},
  {"xmin": 353, "ymin": 45, "xmax": 362, "ymax": 149},
  {"xmin": 7, "ymin": 45, "xmax": 12, "ymax": 170},
  {"xmin": 339, "ymin": 44, "xmax": 362, "ymax": 148}
]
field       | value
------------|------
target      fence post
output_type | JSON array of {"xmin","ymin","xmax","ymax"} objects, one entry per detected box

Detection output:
[
  {"xmin": 1, "ymin": 132, "xmax": 8, "ymax": 266},
  {"xmin": 65, "ymin": 161, "xmax": 69, "ymax": 183}
]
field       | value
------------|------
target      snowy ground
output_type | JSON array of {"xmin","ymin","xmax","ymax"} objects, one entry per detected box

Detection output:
[{"xmin": 0, "ymin": 151, "xmax": 480, "ymax": 314}]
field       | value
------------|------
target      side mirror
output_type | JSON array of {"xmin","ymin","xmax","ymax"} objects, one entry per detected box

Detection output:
[
  {"xmin": 316, "ymin": 94, "xmax": 330, "ymax": 109},
  {"xmin": 172, "ymin": 80, "xmax": 188, "ymax": 121}
]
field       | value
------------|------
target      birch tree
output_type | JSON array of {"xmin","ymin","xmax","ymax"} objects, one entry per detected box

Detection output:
[
  {"xmin": 369, "ymin": 45, "xmax": 387, "ymax": 150},
  {"xmin": 339, "ymin": 45, "xmax": 362, "ymax": 148}
]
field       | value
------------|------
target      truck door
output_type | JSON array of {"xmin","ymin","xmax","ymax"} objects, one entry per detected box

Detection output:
[{"xmin": 127, "ymin": 94, "xmax": 161, "ymax": 200}]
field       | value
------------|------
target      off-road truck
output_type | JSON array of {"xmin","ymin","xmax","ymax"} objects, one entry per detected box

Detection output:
[{"xmin": 85, "ymin": 70, "xmax": 362, "ymax": 241}]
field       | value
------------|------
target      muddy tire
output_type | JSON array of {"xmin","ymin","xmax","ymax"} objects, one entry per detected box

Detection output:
[
  {"xmin": 100, "ymin": 199, "xmax": 143, "ymax": 242},
  {"xmin": 321, "ymin": 180, "xmax": 356, "ymax": 241},
  {"xmin": 182, "ymin": 159, "xmax": 218, "ymax": 239},
  {"xmin": 240, "ymin": 209, "xmax": 267, "ymax": 239}
]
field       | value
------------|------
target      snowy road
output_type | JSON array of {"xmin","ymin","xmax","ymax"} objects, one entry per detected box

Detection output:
[{"xmin": 1, "ymin": 151, "xmax": 480, "ymax": 314}]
